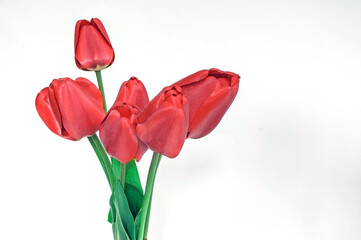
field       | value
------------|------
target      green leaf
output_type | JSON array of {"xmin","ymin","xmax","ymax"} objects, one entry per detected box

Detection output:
[
  {"xmin": 112, "ymin": 223, "xmax": 118, "ymax": 239},
  {"xmin": 134, "ymin": 209, "xmax": 142, "ymax": 240},
  {"xmin": 125, "ymin": 159, "xmax": 143, "ymax": 192},
  {"xmin": 108, "ymin": 209, "xmax": 114, "ymax": 223},
  {"xmin": 113, "ymin": 215, "xmax": 131, "ymax": 240},
  {"xmin": 114, "ymin": 180, "xmax": 136, "ymax": 240},
  {"xmin": 124, "ymin": 159, "xmax": 144, "ymax": 218},
  {"xmin": 108, "ymin": 195, "xmax": 115, "ymax": 223},
  {"xmin": 124, "ymin": 183, "xmax": 143, "ymax": 219},
  {"xmin": 109, "ymin": 194, "xmax": 130, "ymax": 240}
]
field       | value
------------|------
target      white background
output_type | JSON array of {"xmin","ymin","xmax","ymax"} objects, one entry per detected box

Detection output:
[{"xmin": 1, "ymin": 0, "xmax": 361, "ymax": 239}]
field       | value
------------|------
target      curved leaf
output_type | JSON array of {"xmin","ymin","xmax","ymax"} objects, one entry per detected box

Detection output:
[{"xmin": 114, "ymin": 180, "xmax": 136, "ymax": 240}]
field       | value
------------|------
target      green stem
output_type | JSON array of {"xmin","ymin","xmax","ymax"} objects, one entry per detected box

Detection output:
[
  {"xmin": 111, "ymin": 157, "xmax": 126, "ymax": 189},
  {"xmin": 95, "ymin": 70, "xmax": 107, "ymax": 112},
  {"xmin": 120, "ymin": 162, "xmax": 127, "ymax": 189},
  {"xmin": 137, "ymin": 152, "xmax": 162, "ymax": 240},
  {"xmin": 87, "ymin": 134, "xmax": 115, "ymax": 190},
  {"xmin": 112, "ymin": 157, "xmax": 121, "ymax": 179},
  {"xmin": 143, "ymin": 191, "xmax": 153, "ymax": 239}
]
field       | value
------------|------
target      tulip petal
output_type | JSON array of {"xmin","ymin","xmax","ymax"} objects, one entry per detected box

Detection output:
[
  {"xmin": 187, "ymin": 85, "xmax": 236, "ymax": 138},
  {"xmin": 176, "ymin": 76, "xmax": 218, "ymax": 124},
  {"xmin": 91, "ymin": 18, "xmax": 112, "ymax": 46},
  {"xmin": 100, "ymin": 110, "xmax": 138, "ymax": 164},
  {"xmin": 175, "ymin": 69, "xmax": 209, "ymax": 86},
  {"xmin": 74, "ymin": 19, "xmax": 90, "ymax": 54},
  {"xmin": 35, "ymin": 88, "xmax": 76, "ymax": 140},
  {"xmin": 136, "ymin": 101, "xmax": 188, "ymax": 158},
  {"xmin": 75, "ymin": 77, "xmax": 105, "ymax": 109},
  {"xmin": 134, "ymin": 140, "xmax": 148, "ymax": 162}
]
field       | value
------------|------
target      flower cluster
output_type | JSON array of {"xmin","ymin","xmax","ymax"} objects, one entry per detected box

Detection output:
[
  {"xmin": 35, "ymin": 18, "xmax": 240, "ymax": 240},
  {"xmin": 36, "ymin": 18, "xmax": 240, "ymax": 163}
]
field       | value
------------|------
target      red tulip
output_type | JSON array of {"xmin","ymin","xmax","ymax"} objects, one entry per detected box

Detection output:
[
  {"xmin": 99, "ymin": 77, "xmax": 149, "ymax": 163},
  {"xmin": 113, "ymin": 77, "xmax": 149, "ymax": 110},
  {"xmin": 36, "ymin": 77, "xmax": 105, "ymax": 140},
  {"xmin": 174, "ymin": 68, "xmax": 240, "ymax": 139},
  {"xmin": 74, "ymin": 18, "xmax": 114, "ymax": 71},
  {"xmin": 100, "ymin": 103, "xmax": 148, "ymax": 163},
  {"xmin": 136, "ymin": 85, "xmax": 189, "ymax": 158}
]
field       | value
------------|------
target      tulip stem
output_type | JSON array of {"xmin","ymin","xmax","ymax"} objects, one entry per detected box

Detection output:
[
  {"xmin": 137, "ymin": 152, "xmax": 162, "ymax": 240},
  {"xmin": 143, "ymin": 191, "xmax": 153, "ymax": 239},
  {"xmin": 88, "ymin": 134, "xmax": 115, "ymax": 190},
  {"xmin": 120, "ymin": 162, "xmax": 126, "ymax": 189},
  {"xmin": 110, "ymin": 158, "xmax": 126, "ymax": 189},
  {"xmin": 95, "ymin": 70, "xmax": 107, "ymax": 112},
  {"xmin": 111, "ymin": 157, "xmax": 121, "ymax": 179}
]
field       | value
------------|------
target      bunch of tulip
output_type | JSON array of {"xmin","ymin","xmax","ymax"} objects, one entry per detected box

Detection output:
[{"xmin": 35, "ymin": 18, "xmax": 240, "ymax": 240}]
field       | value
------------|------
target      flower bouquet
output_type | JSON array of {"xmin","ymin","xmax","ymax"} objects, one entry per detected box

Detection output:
[{"xmin": 35, "ymin": 18, "xmax": 240, "ymax": 240}]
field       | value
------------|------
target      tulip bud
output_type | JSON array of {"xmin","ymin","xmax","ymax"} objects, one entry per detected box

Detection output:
[
  {"xmin": 136, "ymin": 85, "xmax": 189, "ymax": 158},
  {"xmin": 100, "ymin": 77, "xmax": 149, "ymax": 163},
  {"xmin": 174, "ymin": 68, "xmax": 240, "ymax": 139},
  {"xmin": 35, "ymin": 77, "xmax": 105, "ymax": 140},
  {"xmin": 74, "ymin": 18, "xmax": 115, "ymax": 71}
]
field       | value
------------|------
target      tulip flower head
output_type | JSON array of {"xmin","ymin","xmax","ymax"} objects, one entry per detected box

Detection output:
[
  {"xmin": 35, "ymin": 77, "xmax": 105, "ymax": 140},
  {"xmin": 100, "ymin": 77, "xmax": 149, "ymax": 163},
  {"xmin": 74, "ymin": 18, "xmax": 115, "ymax": 71},
  {"xmin": 100, "ymin": 102, "xmax": 148, "ymax": 164},
  {"xmin": 136, "ymin": 85, "xmax": 189, "ymax": 158},
  {"xmin": 175, "ymin": 68, "xmax": 240, "ymax": 139}
]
